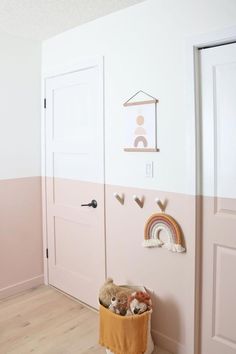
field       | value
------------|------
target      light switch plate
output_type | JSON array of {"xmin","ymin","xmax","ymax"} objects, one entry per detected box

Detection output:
[{"xmin": 145, "ymin": 161, "xmax": 154, "ymax": 178}]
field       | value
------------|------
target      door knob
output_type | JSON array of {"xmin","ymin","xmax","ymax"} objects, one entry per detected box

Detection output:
[{"xmin": 81, "ymin": 200, "xmax": 97, "ymax": 208}]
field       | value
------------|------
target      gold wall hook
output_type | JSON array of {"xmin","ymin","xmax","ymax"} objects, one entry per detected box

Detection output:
[
  {"xmin": 133, "ymin": 195, "xmax": 144, "ymax": 208},
  {"xmin": 113, "ymin": 192, "xmax": 125, "ymax": 205},
  {"xmin": 155, "ymin": 198, "xmax": 167, "ymax": 212}
]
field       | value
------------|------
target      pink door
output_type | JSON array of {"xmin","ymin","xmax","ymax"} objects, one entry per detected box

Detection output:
[
  {"xmin": 200, "ymin": 43, "xmax": 236, "ymax": 354},
  {"xmin": 45, "ymin": 61, "xmax": 105, "ymax": 308}
]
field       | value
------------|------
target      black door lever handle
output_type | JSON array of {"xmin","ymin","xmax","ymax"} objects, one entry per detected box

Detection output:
[{"xmin": 81, "ymin": 200, "xmax": 97, "ymax": 208}]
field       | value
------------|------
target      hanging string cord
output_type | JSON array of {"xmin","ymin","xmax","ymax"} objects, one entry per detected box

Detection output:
[{"xmin": 124, "ymin": 90, "xmax": 158, "ymax": 105}]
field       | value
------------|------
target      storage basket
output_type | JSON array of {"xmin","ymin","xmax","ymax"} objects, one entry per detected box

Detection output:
[{"xmin": 99, "ymin": 286, "xmax": 154, "ymax": 354}]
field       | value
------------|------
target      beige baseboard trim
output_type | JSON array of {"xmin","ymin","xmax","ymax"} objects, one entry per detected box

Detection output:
[
  {"xmin": 0, "ymin": 275, "xmax": 44, "ymax": 300},
  {"xmin": 152, "ymin": 329, "xmax": 186, "ymax": 354}
]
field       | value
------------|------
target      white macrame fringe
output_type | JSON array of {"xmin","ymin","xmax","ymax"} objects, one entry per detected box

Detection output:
[
  {"xmin": 142, "ymin": 239, "xmax": 163, "ymax": 248},
  {"xmin": 162, "ymin": 242, "xmax": 185, "ymax": 253},
  {"xmin": 143, "ymin": 239, "xmax": 185, "ymax": 253}
]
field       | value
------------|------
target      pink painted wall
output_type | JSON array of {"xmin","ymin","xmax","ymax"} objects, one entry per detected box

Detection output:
[
  {"xmin": 106, "ymin": 184, "xmax": 195, "ymax": 353},
  {"xmin": 0, "ymin": 177, "xmax": 43, "ymax": 298},
  {"xmin": 43, "ymin": 177, "xmax": 195, "ymax": 352}
]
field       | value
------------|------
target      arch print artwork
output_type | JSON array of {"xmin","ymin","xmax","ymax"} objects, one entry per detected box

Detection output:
[
  {"xmin": 134, "ymin": 115, "xmax": 148, "ymax": 147},
  {"xmin": 134, "ymin": 135, "xmax": 148, "ymax": 148},
  {"xmin": 143, "ymin": 213, "xmax": 186, "ymax": 253},
  {"xmin": 123, "ymin": 91, "xmax": 159, "ymax": 152}
]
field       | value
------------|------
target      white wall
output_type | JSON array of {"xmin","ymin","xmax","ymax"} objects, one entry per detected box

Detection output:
[
  {"xmin": 0, "ymin": 31, "xmax": 43, "ymax": 298},
  {"xmin": 0, "ymin": 31, "xmax": 41, "ymax": 179},
  {"xmin": 42, "ymin": 0, "xmax": 236, "ymax": 195}
]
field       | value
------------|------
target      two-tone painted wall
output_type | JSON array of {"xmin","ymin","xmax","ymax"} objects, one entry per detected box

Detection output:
[
  {"xmin": 0, "ymin": 31, "xmax": 43, "ymax": 298},
  {"xmin": 42, "ymin": 1, "xmax": 236, "ymax": 353}
]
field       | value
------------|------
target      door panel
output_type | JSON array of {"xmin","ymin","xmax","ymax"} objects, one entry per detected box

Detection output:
[
  {"xmin": 200, "ymin": 43, "xmax": 236, "ymax": 354},
  {"xmin": 45, "ymin": 64, "xmax": 105, "ymax": 309},
  {"xmin": 213, "ymin": 245, "xmax": 236, "ymax": 343}
]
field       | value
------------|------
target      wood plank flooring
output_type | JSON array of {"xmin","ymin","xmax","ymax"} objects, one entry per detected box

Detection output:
[
  {"xmin": 0, "ymin": 285, "xmax": 170, "ymax": 354},
  {"xmin": 0, "ymin": 285, "xmax": 104, "ymax": 354}
]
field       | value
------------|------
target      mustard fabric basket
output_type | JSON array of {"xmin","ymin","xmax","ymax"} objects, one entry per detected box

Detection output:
[{"xmin": 99, "ymin": 286, "xmax": 154, "ymax": 354}]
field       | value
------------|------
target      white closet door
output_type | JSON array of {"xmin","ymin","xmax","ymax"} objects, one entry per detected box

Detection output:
[{"xmin": 200, "ymin": 43, "xmax": 236, "ymax": 354}]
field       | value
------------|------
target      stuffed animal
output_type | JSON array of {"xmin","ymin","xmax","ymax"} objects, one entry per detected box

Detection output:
[
  {"xmin": 99, "ymin": 278, "xmax": 133, "ymax": 308},
  {"xmin": 108, "ymin": 291, "xmax": 129, "ymax": 316},
  {"xmin": 127, "ymin": 291, "xmax": 152, "ymax": 315}
]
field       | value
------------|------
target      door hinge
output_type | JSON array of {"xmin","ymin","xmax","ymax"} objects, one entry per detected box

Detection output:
[
  {"xmin": 46, "ymin": 248, "xmax": 49, "ymax": 258},
  {"xmin": 44, "ymin": 98, "xmax": 46, "ymax": 109}
]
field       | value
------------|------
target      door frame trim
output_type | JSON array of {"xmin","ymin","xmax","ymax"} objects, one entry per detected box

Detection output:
[
  {"xmin": 41, "ymin": 56, "xmax": 105, "ymax": 286},
  {"xmin": 186, "ymin": 26, "xmax": 236, "ymax": 354}
]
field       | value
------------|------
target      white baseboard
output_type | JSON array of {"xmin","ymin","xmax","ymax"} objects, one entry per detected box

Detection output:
[
  {"xmin": 0, "ymin": 275, "xmax": 44, "ymax": 300},
  {"xmin": 152, "ymin": 329, "xmax": 186, "ymax": 354}
]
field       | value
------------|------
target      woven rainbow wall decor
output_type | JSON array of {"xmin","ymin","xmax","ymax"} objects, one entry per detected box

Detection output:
[{"xmin": 143, "ymin": 213, "xmax": 185, "ymax": 253}]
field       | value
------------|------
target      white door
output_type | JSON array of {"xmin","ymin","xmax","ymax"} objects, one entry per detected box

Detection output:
[
  {"xmin": 45, "ymin": 62, "xmax": 105, "ymax": 308},
  {"xmin": 200, "ymin": 43, "xmax": 236, "ymax": 354}
]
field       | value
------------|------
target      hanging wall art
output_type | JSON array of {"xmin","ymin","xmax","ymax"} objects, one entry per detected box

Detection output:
[
  {"xmin": 143, "ymin": 213, "xmax": 186, "ymax": 253},
  {"xmin": 123, "ymin": 90, "xmax": 159, "ymax": 152}
]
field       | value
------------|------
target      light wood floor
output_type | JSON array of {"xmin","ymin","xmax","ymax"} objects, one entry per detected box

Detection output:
[
  {"xmin": 0, "ymin": 285, "xmax": 104, "ymax": 354},
  {"xmin": 0, "ymin": 286, "xmax": 170, "ymax": 354}
]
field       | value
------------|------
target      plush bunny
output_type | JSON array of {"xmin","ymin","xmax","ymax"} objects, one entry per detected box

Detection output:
[{"xmin": 99, "ymin": 278, "xmax": 133, "ymax": 308}]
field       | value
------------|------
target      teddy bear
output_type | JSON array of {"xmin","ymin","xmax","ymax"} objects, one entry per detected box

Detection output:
[
  {"xmin": 126, "ymin": 291, "xmax": 152, "ymax": 315},
  {"xmin": 108, "ymin": 291, "xmax": 129, "ymax": 316},
  {"xmin": 99, "ymin": 278, "xmax": 133, "ymax": 308}
]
